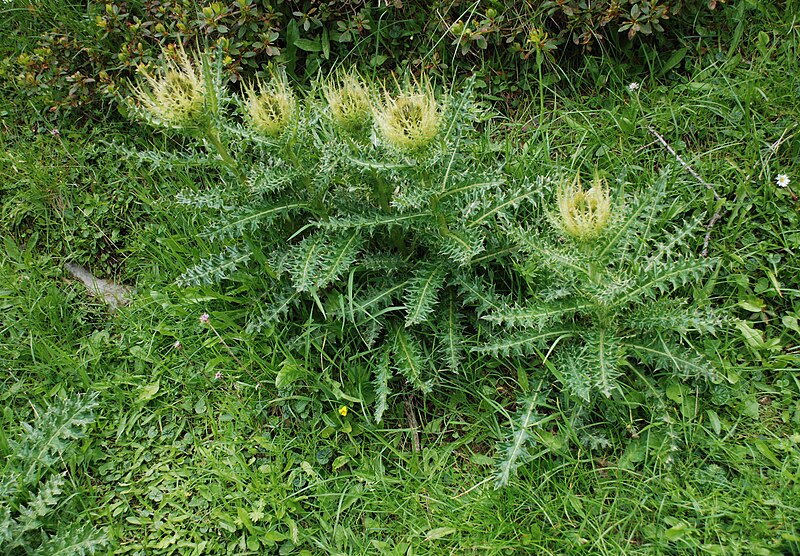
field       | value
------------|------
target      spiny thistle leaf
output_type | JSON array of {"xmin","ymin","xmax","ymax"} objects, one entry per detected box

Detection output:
[
  {"xmin": 436, "ymin": 178, "xmax": 505, "ymax": 202},
  {"xmin": 176, "ymin": 188, "xmax": 231, "ymax": 210},
  {"xmin": 557, "ymin": 347, "xmax": 592, "ymax": 402},
  {"xmin": 391, "ymin": 326, "xmax": 432, "ymax": 393},
  {"xmin": 617, "ymin": 258, "xmax": 717, "ymax": 306},
  {"xmin": 627, "ymin": 298, "xmax": 726, "ymax": 334},
  {"xmin": 437, "ymin": 289, "xmax": 465, "ymax": 373},
  {"xmin": 314, "ymin": 230, "xmax": 364, "ymax": 291},
  {"xmin": 10, "ymin": 394, "xmax": 98, "ymax": 485},
  {"xmin": 583, "ymin": 327, "xmax": 623, "ymax": 398},
  {"xmin": 627, "ymin": 335, "xmax": 720, "ymax": 382},
  {"xmin": 466, "ymin": 184, "xmax": 539, "ymax": 228},
  {"xmin": 275, "ymin": 231, "xmax": 363, "ymax": 293},
  {"xmin": 17, "ymin": 474, "xmax": 64, "ymax": 534},
  {"xmin": 594, "ymin": 188, "xmax": 654, "ymax": 260},
  {"xmin": 481, "ymin": 300, "xmax": 589, "ymax": 330},
  {"xmin": 373, "ymin": 348, "xmax": 393, "ymax": 423},
  {"xmin": 343, "ymin": 281, "xmax": 407, "ymax": 325},
  {"xmin": 514, "ymin": 231, "xmax": 591, "ymax": 279},
  {"xmin": 643, "ymin": 214, "xmax": 706, "ymax": 271},
  {"xmin": 494, "ymin": 389, "xmax": 549, "ymax": 488},
  {"xmin": 247, "ymin": 160, "xmax": 298, "ymax": 195},
  {"xmin": 404, "ymin": 264, "xmax": 447, "ymax": 327},
  {"xmin": 204, "ymin": 200, "xmax": 310, "ymax": 241},
  {"xmin": 318, "ymin": 211, "xmax": 430, "ymax": 231},
  {"xmin": 435, "ymin": 227, "xmax": 484, "ymax": 266},
  {"xmin": 34, "ymin": 523, "xmax": 109, "ymax": 556},
  {"xmin": 473, "ymin": 328, "xmax": 576, "ymax": 357},
  {"xmin": 453, "ymin": 273, "xmax": 503, "ymax": 317},
  {"xmin": 245, "ymin": 288, "xmax": 300, "ymax": 333},
  {"xmin": 177, "ymin": 246, "xmax": 251, "ymax": 286},
  {"xmin": 0, "ymin": 506, "xmax": 14, "ymax": 544}
]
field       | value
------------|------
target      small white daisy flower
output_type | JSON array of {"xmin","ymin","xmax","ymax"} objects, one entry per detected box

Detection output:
[
  {"xmin": 628, "ymin": 82, "xmax": 640, "ymax": 92},
  {"xmin": 776, "ymin": 174, "xmax": 790, "ymax": 188}
]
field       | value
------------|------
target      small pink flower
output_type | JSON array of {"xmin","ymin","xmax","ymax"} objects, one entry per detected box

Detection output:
[
  {"xmin": 173, "ymin": 340, "xmax": 182, "ymax": 350},
  {"xmin": 50, "ymin": 129, "xmax": 60, "ymax": 136},
  {"xmin": 199, "ymin": 313, "xmax": 210, "ymax": 324},
  {"xmin": 214, "ymin": 371, "xmax": 222, "ymax": 380}
]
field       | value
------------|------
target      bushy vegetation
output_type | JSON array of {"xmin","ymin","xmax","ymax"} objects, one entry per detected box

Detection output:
[
  {"xmin": 1, "ymin": 0, "xmax": 799, "ymax": 553},
  {"xmin": 5, "ymin": 0, "xmax": 729, "ymax": 116}
]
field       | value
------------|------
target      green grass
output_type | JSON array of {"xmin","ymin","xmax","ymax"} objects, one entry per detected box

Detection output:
[{"xmin": 2, "ymin": 2, "xmax": 800, "ymax": 555}]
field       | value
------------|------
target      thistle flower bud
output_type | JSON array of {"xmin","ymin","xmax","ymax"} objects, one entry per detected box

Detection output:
[
  {"xmin": 557, "ymin": 171, "xmax": 612, "ymax": 241},
  {"xmin": 245, "ymin": 69, "xmax": 295, "ymax": 138},
  {"xmin": 322, "ymin": 69, "xmax": 372, "ymax": 135},
  {"xmin": 133, "ymin": 47, "xmax": 206, "ymax": 128},
  {"xmin": 374, "ymin": 77, "xmax": 441, "ymax": 152}
]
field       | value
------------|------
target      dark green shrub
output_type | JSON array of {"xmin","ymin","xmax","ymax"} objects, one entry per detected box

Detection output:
[{"xmin": 7, "ymin": 0, "xmax": 731, "ymax": 117}]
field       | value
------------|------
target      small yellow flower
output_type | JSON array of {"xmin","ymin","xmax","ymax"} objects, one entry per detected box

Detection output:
[
  {"xmin": 245, "ymin": 68, "xmax": 295, "ymax": 138},
  {"xmin": 322, "ymin": 69, "xmax": 372, "ymax": 135},
  {"xmin": 338, "ymin": 405, "xmax": 348, "ymax": 417},
  {"xmin": 557, "ymin": 170, "xmax": 612, "ymax": 241},
  {"xmin": 133, "ymin": 46, "xmax": 206, "ymax": 128},
  {"xmin": 373, "ymin": 76, "xmax": 441, "ymax": 152}
]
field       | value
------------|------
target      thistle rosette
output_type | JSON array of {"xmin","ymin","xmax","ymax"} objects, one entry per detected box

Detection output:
[
  {"xmin": 133, "ymin": 47, "xmax": 206, "ymax": 130},
  {"xmin": 557, "ymin": 171, "xmax": 612, "ymax": 241},
  {"xmin": 322, "ymin": 69, "xmax": 372, "ymax": 135},
  {"xmin": 374, "ymin": 77, "xmax": 441, "ymax": 153},
  {"xmin": 245, "ymin": 69, "xmax": 295, "ymax": 138}
]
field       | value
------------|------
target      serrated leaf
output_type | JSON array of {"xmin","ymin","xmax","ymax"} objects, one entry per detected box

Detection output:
[
  {"xmin": 467, "ymin": 186, "xmax": 536, "ymax": 227},
  {"xmin": 494, "ymin": 390, "xmax": 549, "ymax": 488},
  {"xmin": 315, "ymin": 230, "xmax": 363, "ymax": 290},
  {"xmin": 391, "ymin": 327, "xmax": 430, "ymax": 393},
  {"xmin": 473, "ymin": 328, "xmax": 576, "ymax": 357},
  {"xmin": 373, "ymin": 348, "xmax": 392, "ymax": 423},
  {"xmin": 404, "ymin": 264, "xmax": 446, "ymax": 327},
  {"xmin": 438, "ymin": 290, "xmax": 464, "ymax": 373},
  {"xmin": 204, "ymin": 201, "xmax": 308, "ymax": 241}
]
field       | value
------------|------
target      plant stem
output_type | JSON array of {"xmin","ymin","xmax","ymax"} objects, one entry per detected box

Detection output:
[{"xmin": 206, "ymin": 126, "xmax": 244, "ymax": 182}]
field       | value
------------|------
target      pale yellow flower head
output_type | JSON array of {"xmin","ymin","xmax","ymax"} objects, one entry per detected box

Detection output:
[
  {"xmin": 245, "ymin": 69, "xmax": 295, "ymax": 138},
  {"xmin": 557, "ymin": 171, "xmax": 612, "ymax": 241},
  {"xmin": 134, "ymin": 47, "xmax": 206, "ymax": 128},
  {"xmin": 374, "ymin": 77, "xmax": 441, "ymax": 152},
  {"xmin": 322, "ymin": 69, "xmax": 372, "ymax": 134}
]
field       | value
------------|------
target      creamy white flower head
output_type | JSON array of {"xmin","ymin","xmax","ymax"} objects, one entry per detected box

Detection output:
[
  {"xmin": 322, "ymin": 69, "xmax": 372, "ymax": 134},
  {"xmin": 776, "ymin": 174, "xmax": 791, "ymax": 188},
  {"xmin": 374, "ymin": 76, "xmax": 441, "ymax": 152},
  {"xmin": 557, "ymin": 171, "xmax": 612, "ymax": 241},
  {"xmin": 134, "ymin": 47, "xmax": 206, "ymax": 128},
  {"xmin": 245, "ymin": 68, "xmax": 295, "ymax": 138},
  {"xmin": 628, "ymin": 82, "xmax": 640, "ymax": 92}
]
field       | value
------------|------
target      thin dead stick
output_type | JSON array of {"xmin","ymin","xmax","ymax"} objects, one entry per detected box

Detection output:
[
  {"xmin": 404, "ymin": 395, "xmax": 421, "ymax": 453},
  {"xmin": 647, "ymin": 126, "xmax": 723, "ymax": 257}
]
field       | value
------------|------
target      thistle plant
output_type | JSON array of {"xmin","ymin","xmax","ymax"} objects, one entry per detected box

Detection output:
[
  {"xmin": 472, "ymin": 171, "xmax": 728, "ymax": 486},
  {"xmin": 322, "ymin": 69, "xmax": 372, "ymax": 136},
  {"xmin": 126, "ymin": 49, "xmax": 538, "ymax": 423},
  {"xmin": 131, "ymin": 46, "xmax": 207, "ymax": 130},
  {"xmin": 373, "ymin": 77, "xmax": 441, "ymax": 152},
  {"xmin": 244, "ymin": 68, "xmax": 295, "ymax": 138},
  {"xmin": 1, "ymin": 394, "xmax": 109, "ymax": 555},
  {"xmin": 125, "ymin": 50, "xmax": 726, "ymax": 484},
  {"xmin": 556, "ymin": 170, "xmax": 611, "ymax": 241}
]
